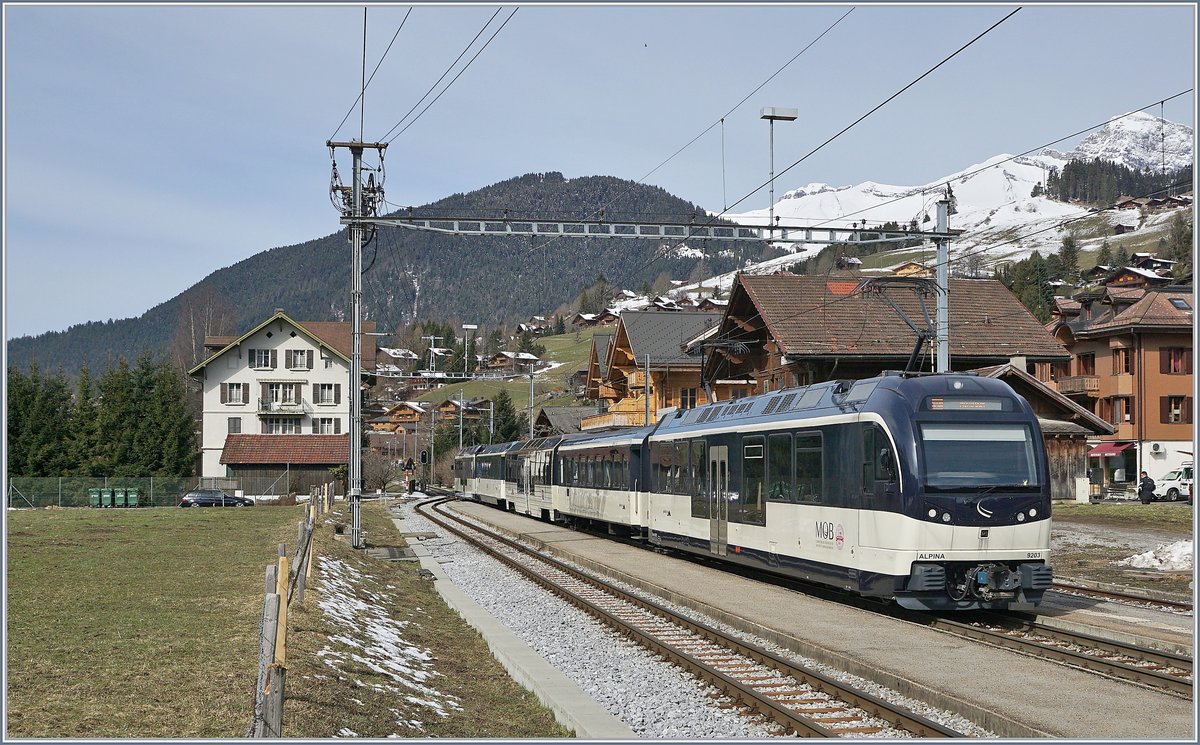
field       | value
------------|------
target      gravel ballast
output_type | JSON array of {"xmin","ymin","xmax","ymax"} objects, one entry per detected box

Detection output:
[{"xmin": 397, "ymin": 499, "xmax": 996, "ymax": 738}]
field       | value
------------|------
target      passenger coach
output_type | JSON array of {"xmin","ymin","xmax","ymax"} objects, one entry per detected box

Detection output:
[{"xmin": 456, "ymin": 372, "xmax": 1053, "ymax": 611}]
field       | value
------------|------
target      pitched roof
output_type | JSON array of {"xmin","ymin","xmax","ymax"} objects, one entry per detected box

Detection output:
[
  {"xmin": 189, "ymin": 311, "xmax": 376, "ymax": 376},
  {"xmin": 536, "ymin": 406, "xmax": 599, "ymax": 434},
  {"xmin": 1081, "ymin": 289, "xmax": 1194, "ymax": 335},
  {"xmin": 970, "ymin": 363, "xmax": 1114, "ymax": 436},
  {"xmin": 734, "ymin": 274, "xmax": 1068, "ymax": 360},
  {"xmin": 220, "ymin": 435, "xmax": 349, "ymax": 465},
  {"xmin": 592, "ymin": 333, "xmax": 612, "ymax": 377},
  {"xmin": 618, "ymin": 310, "xmax": 722, "ymax": 366}
]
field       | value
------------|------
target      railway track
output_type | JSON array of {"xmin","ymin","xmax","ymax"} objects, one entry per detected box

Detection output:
[
  {"xmin": 415, "ymin": 496, "xmax": 965, "ymax": 738},
  {"xmin": 922, "ymin": 613, "xmax": 1193, "ymax": 698},
  {"xmin": 1051, "ymin": 581, "xmax": 1194, "ymax": 613}
]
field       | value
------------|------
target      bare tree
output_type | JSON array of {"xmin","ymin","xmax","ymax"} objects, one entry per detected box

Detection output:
[
  {"xmin": 363, "ymin": 449, "xmax": 403, "ymax": 492},
  {"xmin": 171, "ymin": 285, "xmax": 236, "ymax": 375}
]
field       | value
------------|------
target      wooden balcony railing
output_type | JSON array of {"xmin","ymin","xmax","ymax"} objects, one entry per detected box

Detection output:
[{"xmin": 1056, "ymin": 375, "xmax": 1100, "ymax": 395}]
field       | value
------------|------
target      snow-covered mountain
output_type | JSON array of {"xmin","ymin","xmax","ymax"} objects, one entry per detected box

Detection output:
[
  {"xmin": 711, "ymin": 112, "xmax": 1193, "ymax": 283},
  {"xmin": 1043, "ymin": 111, "xmax": 1193, "ymax": 173}
]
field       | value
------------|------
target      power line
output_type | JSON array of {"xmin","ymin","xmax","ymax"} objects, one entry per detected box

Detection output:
[
  {"xmin": 639, "ymin": 7, "xmax": 1022, "ymax": 272},
  {"xmin": 522, "ymin": 7, "xmax": 854, "ymax": 256},
  {"xmin": 380, "ymin": 7, "xmax": 518, "ymax": 144},
  {"xmin": 329, "ymin": 8, "xmax": 413, "ymax": 142}
]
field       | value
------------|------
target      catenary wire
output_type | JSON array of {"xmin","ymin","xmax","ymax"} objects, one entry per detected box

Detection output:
[{"xmin": 638, "ymin": 7, "xmax": 1022, "ymax": 272}]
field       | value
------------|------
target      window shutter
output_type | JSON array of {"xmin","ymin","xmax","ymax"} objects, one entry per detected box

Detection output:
[
  {"xmin": 334, "ymin": 384, "xmax": 341, "ymax": 405},
  {"xmin": 1127, "ymin": 400, "xmax": 1135, "ymax": 424},
  {"xmin": 294, "ymin": 383, "xmax": 303, "ymax": 403},
  {"xmin": 261, "ymin": 419, "xmax": 268, "ymax": 434},
  {"xmin": 1160, "ymin": 348, "xmax": 1171, "ymax": 374},
  {"xmin": 307, "ymin": 350, "xmax": 314, "ymax": 370},
  {"xmin": 335, "ymin": 418, "xmax": 342, "ymax": 435},
  {"xmin": 220, "ymin": 383, "xmax": 228, "ymax": 404},
  {"xmin": 1187, "ymin": 352, "xmax": 1194, "ymax": 375},
  {"xmin": 286, "ymin": 350, "xmax": 295, "ymax": 368},
  {"xmin": 248, "ymin": 348, "xmax": 256, "ymax": 367},
  {"xmin": 270, "ymin": 349, "xmax": 277, "ymax": 369},
  {"xmin": 313, "ymin": 383, "xmax": 319, "ymax": 402},
  {"xmin": 1187, "ymin": 397, "xmax": 1194, "ymax": 424},
  {"xmin": 261, "ymin": 383, "xmax": 269, "ymax": 402},
  {"xmin": 1161, "ymin": 397, "xmax": 1171, "ymax": 423}
]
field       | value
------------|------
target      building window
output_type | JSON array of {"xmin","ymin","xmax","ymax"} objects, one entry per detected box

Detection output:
[
  {"xmin": 1162, "ymin": 396, "xmax": 1189, "ymax": 424},
  {"xmin": 251, "ymin": 349, "xmax": 274, "ymax": 369},
  {"xmin": 730, "ymin": 388, "xmax": 748, "ymax": 400},
  {"xmin": 263, "ymin": 417, "xmax": 299, "ymax": 434},
  {"xmin": 1112, "ymin": 347, "xmax": 1131, "ymax": 375},
  {"xmin": 267, "ymin": 383, "xmax": 297, "ymax": 403},
  {"xmin": 285, "ymin": 349, "xmax": 313, "ymax": 370},
  {"xmin": 1109, "ymin": 397, "xmax": 1134, "ymax": 425},
  {"xmin": 1077, "ymin": 353, "xmax": 1095, "ymax": 376},
  {"xmin": 1161, "ymin": 347, "xmax": 1193, "ymax": 375},
  {"xmin": 227, "ymin": 417, "xmax": 241, "ymax": 434},
  {"xmin": 316, "ymin": 417, "xmax": 341, "ymax": 434},
  {"xmin": 679, "ymin": 387, "xmax": 697, "ymax": 410},
  {"xmin": 222, "ymin": 382, "xmax": 245, "ymax": 404},
  {"xmin": 316, "ymin": 383, "xmax": 337, "ymax": 404}
]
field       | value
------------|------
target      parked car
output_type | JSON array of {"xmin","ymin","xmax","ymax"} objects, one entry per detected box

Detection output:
[
  {"xmin": 179, "ymin": 488, "xmax": 254, "ymax": 507},
  {"xmin": 1154, "ymin": 461, "xmax": 1193, "ymax": 501}
]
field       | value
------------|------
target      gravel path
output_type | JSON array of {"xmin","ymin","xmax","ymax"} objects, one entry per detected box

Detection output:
[{"xmin": 398, "ymin": 500, "xmax": 995, "ymax": 739}]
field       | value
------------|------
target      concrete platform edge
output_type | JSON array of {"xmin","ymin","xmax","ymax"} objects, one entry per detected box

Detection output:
[
  {"xmin": 470, "ymin": 510, "xmax": 1055, "ymax": 739},
  {"xmin": 391, "ymin": 517, "xmax": 636, "ymax": 739}
]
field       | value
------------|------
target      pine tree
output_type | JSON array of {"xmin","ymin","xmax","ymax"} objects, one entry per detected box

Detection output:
[
  {"xmin": 6, "ymin": 365, "xmax": 33, "ymax": 475},
  {"xmin": 552, "ymin": 315, "xmax": 566, "ymax": 335},
  {"xmin": 1112, "ymin": 245, "xmax": 1130, "ymax": 267},
  {"xmin": 1058, "ymin": 234, "xmax": 1080, "ymax": 285},
  {"xmin": 491, "ymin": 390, "xmax": 526, "ymax": 443},
  {"xmin": 94, "ymin": 358, "xmax": 136, "ymax": 475},
  {"xmin": 68, "ymin": 364, "xmax": 102, "ymax": 476},
  {"xmin": 1096, "ymin": 240, "xmax": 1113, "ymax": 267}
]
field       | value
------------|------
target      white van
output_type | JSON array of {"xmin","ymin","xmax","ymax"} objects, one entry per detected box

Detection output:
[{"xmin": 1155, "ymin": 461, "xmax": 1193, "ymax": 501}]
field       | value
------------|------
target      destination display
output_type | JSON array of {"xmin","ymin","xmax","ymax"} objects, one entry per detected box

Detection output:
[{"xmin": 925, "ymin": 396, "xmax": 1005, "ymax": 411}]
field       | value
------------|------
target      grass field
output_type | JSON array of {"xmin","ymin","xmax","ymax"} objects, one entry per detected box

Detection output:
[
  {"xmin": 1052, "ymin": 500, "xmax": 1194, "ymax": 530},
  {"xmin": 5, "ymin": 506, "xmax": 300, "ymax": 737},
  {"xmin": 5, "ymin": 502, "xmax": 571, "ymax": 739}
]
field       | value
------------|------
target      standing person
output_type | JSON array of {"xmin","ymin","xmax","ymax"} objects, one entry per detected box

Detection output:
[{"xmin": 1137, "ymin": 471, "xmax": 1156, "ymax": 504}]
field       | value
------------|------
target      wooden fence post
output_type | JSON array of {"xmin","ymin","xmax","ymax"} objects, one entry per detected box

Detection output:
[
  {"xmin": 262, "ymin": 664, "xmax": 286, "ymax": 737},
  {"xmin": 274, "ymin": 545, "xmax": 289, "ymax": 666},
  {"xmin": 252, "ymin": 591, "xmax": 280, "ymax": 737}
]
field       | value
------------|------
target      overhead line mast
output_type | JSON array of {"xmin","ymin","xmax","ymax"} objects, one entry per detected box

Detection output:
[{"xmin": 328, "ymin": 138, "xmax": 387, "ymax": 550}]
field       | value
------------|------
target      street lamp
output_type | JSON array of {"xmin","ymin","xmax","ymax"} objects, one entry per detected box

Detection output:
[
  {"xmin": 462, "ymin": 324, "xmax": 477, "ymax": 379},
  {"xmin": 760, "ymin": 107, "xmax": 798, "ymax": 241}
]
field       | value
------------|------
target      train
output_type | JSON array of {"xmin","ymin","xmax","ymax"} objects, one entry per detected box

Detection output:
[{"xmin": 453, "ymin": 372, "xmax": 1053, "ymax": 611}]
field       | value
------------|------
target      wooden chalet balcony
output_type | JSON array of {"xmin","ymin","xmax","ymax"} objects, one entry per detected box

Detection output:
[
  {"xmin": 257, "ymin": 399, "xmax": 311, "ymax": 416},
  {"xmin": 1056, "ymin": 375, "xmax": 1100, "ymax": 396},
  {"xmin": 580, "ymin": 410, "xmax": 648, "ymax": 430}
]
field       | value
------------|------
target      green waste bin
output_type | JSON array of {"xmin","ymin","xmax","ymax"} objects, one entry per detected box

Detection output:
[
  {"xmin": 113, "ymin": 488, "xmax": 128, "ymax": 508},
  {"xmin": 126, "ymin": 488, "xmax": 141, "ymax": 508},
  {"xmin": 100, "ymin": 488, "xmax": 114, "ymax": 507},
  {"xmin": 88, "ymin": 488, "xmax": 102, "ymax": 508}
]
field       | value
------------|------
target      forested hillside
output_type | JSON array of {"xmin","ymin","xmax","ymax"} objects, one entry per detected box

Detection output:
[{"xmin": 7, "ymin": 173, "xmax": 746, "ymax": 375}]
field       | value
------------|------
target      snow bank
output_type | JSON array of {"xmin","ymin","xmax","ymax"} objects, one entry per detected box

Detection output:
[{"xmin": 1116, "ymin": 540, "xmax": 1193, "ymax": 571}]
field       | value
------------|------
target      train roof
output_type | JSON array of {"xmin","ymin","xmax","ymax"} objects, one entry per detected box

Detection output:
[
  {"xmin": 651, "ymin": 372, "xmax": 1025, "ymax": 439},
  {"xmin": 557, "ymin": 424, "xmax": 656, "ymax": 451}
]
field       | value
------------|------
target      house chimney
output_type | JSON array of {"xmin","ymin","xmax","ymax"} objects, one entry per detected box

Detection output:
[
  {"xmin": 274, "ymin": 308, "xmax": 284, "ymax": 314},
  {"xmin": 1009, "ymin": 355, "xmax": 1027, "ymax": 370}
]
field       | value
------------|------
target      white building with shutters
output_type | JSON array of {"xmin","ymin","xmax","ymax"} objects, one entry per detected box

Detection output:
[{"xmin": 188, "ymin": 310, "xmax": 376, "ymax": 479}]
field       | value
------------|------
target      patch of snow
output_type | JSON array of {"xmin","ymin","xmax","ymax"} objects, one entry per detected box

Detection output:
[{"xmin": 1117, "ymin": 540, "xmax": 1194, "ymax": 571}]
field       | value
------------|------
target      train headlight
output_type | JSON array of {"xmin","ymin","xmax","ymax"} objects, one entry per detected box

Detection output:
[
  {"xmin": 1017, "ymin": 512, "xmax": 1026, "ymax": 522},
  {"xmin": 1028, "ymin": 508, "xmax": 1037, "ymax": 518},
  {"xmin": 928, "ymin": 508, "xmax": 938, "ymax": 518},
  {"xmin": 941, "ymin": 512, "xmax": 951, "ymax": 523}
]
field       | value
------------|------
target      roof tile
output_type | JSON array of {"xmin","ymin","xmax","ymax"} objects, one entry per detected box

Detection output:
[{"xmin": 221, "ymin": 434, "xmax": 349, "ymax": 465}]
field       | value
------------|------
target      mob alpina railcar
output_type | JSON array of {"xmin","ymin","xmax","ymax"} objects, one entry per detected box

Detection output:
[{"xmin": 454, "ymin": 373, "xmax": 1053, "ymax": 611}]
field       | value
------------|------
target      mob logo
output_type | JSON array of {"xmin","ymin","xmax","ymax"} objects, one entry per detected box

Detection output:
[{"xmin": 816, "ymin": 521, "xmax": 836, "ymax": 541}]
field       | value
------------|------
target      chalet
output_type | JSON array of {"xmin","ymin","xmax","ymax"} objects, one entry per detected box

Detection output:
[
  {"xmin": 432, "ymin": 397, "xmax": 487, "ymax": 424},
  {"xmin": 1048, "ymin": 284, "xmax": 1194, "ymax": 495},
  {"xmin": 696, "ymin": 297, "xmax": 728, "ymax": 312},
  {"xmin": 1083, "ymin": 265, "xmax": 1112, "ymax": 282},
  {"xmin": 1131, "ymin": 253, "xmax": 1176, "ymax": 274},
  {"xmin": 533, "ymin": 405, "xmax": 599, "ymax": 436},
  {"xmin": 583, "ymin": 333, "xmax": 612, "ymax": 400},
  {"xmin": 487, "ymin": 351, "xmax": 540, "ymax": 374},
  {"xmin": 701, "ymin": 274, "xmax": 1069, "ymax": 397},
  {"xmin": 581, "ymin": 310, "xmax": 721, "ymax": 430},
  {"xmin": 892, "ymin": 260, "xmax": 933, "ymax": 277},
  {"xmin": 369, "ymin": 401, "xmax": 429, "ymax": 432},
  {"xmin": 188, "ymin": 310, "xmax": 377, "ymax": 495},
  {"xmin": 1101, "ymin": 266, "xmax": 1173, "ymax": 290}
]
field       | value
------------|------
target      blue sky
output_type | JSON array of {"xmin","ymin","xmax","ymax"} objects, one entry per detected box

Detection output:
[{"xmin": 4, "ymin": 3, "xmax": 1195, "ymax": 339}]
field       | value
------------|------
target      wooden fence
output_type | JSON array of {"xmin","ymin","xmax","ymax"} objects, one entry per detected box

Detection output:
[{"xmin": 247, "ymin": 481, "xmax": 337, "ymax": 737}]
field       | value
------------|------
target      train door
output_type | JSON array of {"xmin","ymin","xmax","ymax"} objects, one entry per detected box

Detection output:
[
  {"xmin": 708, "ymin": 445, "xmax": 729, "ymax": 556},
  {"xmin": 522, "ymin": 458, "xmax": 533, "ymax": 515}
]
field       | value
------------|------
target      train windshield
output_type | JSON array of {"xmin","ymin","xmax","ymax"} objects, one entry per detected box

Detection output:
[{"xmin": 920, "ymin": 423, "xmax": 1040, "ymax": 490}]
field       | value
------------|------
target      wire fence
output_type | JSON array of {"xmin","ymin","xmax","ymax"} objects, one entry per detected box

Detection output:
[{"xmin": 6, "ymin": 473, "xmax": 342, "ymax": 509}]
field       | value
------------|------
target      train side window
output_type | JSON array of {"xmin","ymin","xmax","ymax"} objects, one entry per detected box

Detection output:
[
  {"xmin": 767, "ymin": 433, "xmax": 793, "ymax": 502},
  {"xmin": 690, "ymin": 440, "xmax": 708, "ymax": 518},
  {"xmin": 652, "ymin": 444, "xmax": 667, "ymax": 493},
  {"xmin": 735, "ymin": 436, "xmax": 766, "ymax": 526},
  {"xmin": 675, "ymin": 441, "xmax": 690, "ymax": 495},
  {"xmin": 795, "ymin": 432, "xmax": 823, "ymax": 504}
]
